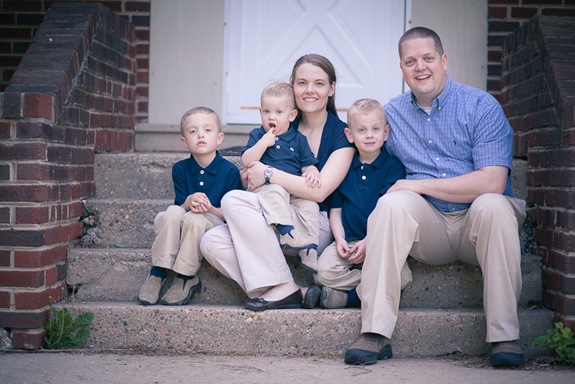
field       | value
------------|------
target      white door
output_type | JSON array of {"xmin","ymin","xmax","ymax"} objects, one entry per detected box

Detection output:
[{"xmin": 224, "ymin": 0, "xmax": 409, "ymax": 125}]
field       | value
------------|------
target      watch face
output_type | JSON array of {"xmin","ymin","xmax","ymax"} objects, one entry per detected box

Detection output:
[{"xmin": 264, "ymin": 167, "xmax": 272, "ymax": 177}]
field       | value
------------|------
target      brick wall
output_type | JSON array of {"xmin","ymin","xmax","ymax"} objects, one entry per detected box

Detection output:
[
  {"xmin": 500, "ymin": 15, "xmax": 575, "ymax": 329},
  {"xmin": 488, "ymin": 0, "xmax": 575, "ymax": 99},
  {"xmin": 0, "ymin": 0, "xmax": 150, "ymax": 122},
  {"xmin": 0, "ymin": 3, "xmax": 136, "ymax": 349}
]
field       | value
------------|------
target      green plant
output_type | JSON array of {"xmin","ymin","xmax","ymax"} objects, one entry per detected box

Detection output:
[
  {"xmin": 44, "ymin": 307, "xmax": 94, "ymax": 349},
  {"xmin": 533, "ymin": 322, "xmax": 575, "ymax": 366}
]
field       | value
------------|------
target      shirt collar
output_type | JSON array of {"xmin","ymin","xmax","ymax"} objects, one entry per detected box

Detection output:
[
  {"xmin": 188, "ymin": 150, "xmax": 223, "ymax": 175},
  {"xmin": 409, "ymin": 74, "xmax": 453, "ymax": 111}
]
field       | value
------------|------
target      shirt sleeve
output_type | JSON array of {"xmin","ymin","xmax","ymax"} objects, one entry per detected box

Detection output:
[{"xmin": 172, "ymin": 162, "xmax": 188, "ymax": 206}]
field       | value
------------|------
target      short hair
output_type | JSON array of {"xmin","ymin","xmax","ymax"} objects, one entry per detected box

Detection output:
[
  {"xmin": 289, "ymin": 53, "xmax": 338, "ymax": 118},
  {"xmin": 261, "ymin": 81, "xmax": 295, "ymax": 107},
  {"xmin": 347, "ymin": 98, "xmax": 386, "ymax": 127},
  {"xmin": 179, "ymin": 106, "xmax": 221, "ymax": 136},
  {"xmin": 398, "ymin": 26, "xmax": 444, "ymax": 58}
]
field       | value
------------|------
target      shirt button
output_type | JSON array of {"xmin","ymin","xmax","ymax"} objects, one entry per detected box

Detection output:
[
  {"xmin": 427, "ymin": 118, "xmax": 431, "ymax": 122},
  {"xmin": 199, "ymin": 181, "xmax": 204, "ymax": 186},
  {"xmin": 276, "ymin": 144, "xmax": 280, "ymax": 149},
  {"xmin": 442, "ymin": 173, "xmax": 446, "ymax": 177},
  {"xmin": 428, "ymin": 140, "xmax": 433, "ymax": 144},
  {"xmin": 200, "ymin": 170, "xmax": 205, "ymax": 174},
  {"xmin": 362, "ymin": 175, "xmax": 366, "ymax": 180},
  {"xmin": 435, "ymin": 157, "xmax": 439, "ymax": 161}
]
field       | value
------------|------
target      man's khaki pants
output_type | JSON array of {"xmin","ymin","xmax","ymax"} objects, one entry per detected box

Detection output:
[{"xmin": 358, "ymin": 191, "xmax": 526, "ymax": 342}]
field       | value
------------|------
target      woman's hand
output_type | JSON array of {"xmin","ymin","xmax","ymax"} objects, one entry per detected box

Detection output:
[{"xmin": 245, "ymin": 161, "xmax": 266, "ymax": 191}]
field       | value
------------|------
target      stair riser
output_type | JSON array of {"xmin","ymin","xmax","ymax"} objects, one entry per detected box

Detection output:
[
  {"xmin": 67, "ymin": 249, "xmax": 542, "ymax": 308},
  {"xmin": 94, "ymin": 153, "xmax": 242, "ymax": 200},
  {"xmin": 59, "ymin": 303, "xmax": 551, "ymax": 358}
]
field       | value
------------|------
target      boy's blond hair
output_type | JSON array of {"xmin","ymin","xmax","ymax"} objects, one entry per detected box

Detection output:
[
  {"xmin": 261, "ymin": 81, "xmax": 295, "ymax": 107},
  {"xmin": 179, "ymin": 106, "xmax": 221, "ymax": 136},
  {"xmin": 347, "ymin": 98, "xmax": 386, "ymax": 127}
]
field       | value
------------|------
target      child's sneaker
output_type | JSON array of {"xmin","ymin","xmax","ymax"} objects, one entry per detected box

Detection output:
[
  {"xmin": 297, "ymin": 245, "xmax": 318, "ymax": 273},
  {"xmin": 160, "ymin": 276, "xmax": 201, "ymax": 306},
  {"xmin": 138, "ymin": 275, "xmax": 165, "ymax": 305}
]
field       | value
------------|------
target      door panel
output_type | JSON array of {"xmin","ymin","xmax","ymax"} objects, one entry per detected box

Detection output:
[{"xmin": 224, "ymin": 0, "xmax": 408, "ymax": 124}]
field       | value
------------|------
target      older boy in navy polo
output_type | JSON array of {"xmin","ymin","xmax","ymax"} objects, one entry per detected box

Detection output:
[
  {"xmin": 314, "ymin": 99, "xmax": 411, "ymax": 308},
  {"xmin": 138, "ymin": 106, "xmax": 242, "ymax": 306},
  {"xmin": 242, "ymin": 81, "xmax": 321, "ymax": 273}
]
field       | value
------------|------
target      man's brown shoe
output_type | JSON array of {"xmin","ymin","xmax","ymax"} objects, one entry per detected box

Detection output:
[
  {"xmin": 490, "ymin": 340, "xmax": 524, "ymax": 368},
  {"xmin": 138, "ymin": 275, "xmax": 164, "ymax": 306},
  {"xmin": 344, "ymin": 333, "xmax": 392, "ymax": 365}
]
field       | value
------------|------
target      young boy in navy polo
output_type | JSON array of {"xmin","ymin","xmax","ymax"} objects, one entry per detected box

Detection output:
[
  {"xmin": 242, "ymin": 81, "xmax": 321, "ymax": 273},
  {"xmin": 138, "ymin": 106, "xmax": 242, "ymax": 306},
  {"xmin": 314, "ymin": 99, "xmax": 411, "ymax": 308}
]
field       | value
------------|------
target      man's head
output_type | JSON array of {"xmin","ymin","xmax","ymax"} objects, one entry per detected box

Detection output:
[{"xmin": 398, "ymin": 27, "xmax": 448, "ymax": 107}]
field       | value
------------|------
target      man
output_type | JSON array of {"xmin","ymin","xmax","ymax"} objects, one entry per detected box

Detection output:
[{"xmin": 344, "ymin": 27, "xmax": 527, "ymax": 368}]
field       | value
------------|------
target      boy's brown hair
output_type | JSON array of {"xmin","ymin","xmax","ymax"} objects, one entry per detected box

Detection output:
[
  {"xmin": 347, "ymin": 98, "xmax": 386, "ymax": 128},
  {"xmin": 179, "ymin": 106, "xmax": 221, "ymax": 136}
]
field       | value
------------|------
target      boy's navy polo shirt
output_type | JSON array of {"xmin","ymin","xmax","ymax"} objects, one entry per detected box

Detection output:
[
  {"xmin": 242, "ymin": 125, "xmax": 318, "ymax": 176},
  {"xmin": 331, "ymin": 148, "xmax": 405, "ymax": 242},
  {"xmin": 172, "ymin": 150, "xmax": 241, "ymax": 207}
]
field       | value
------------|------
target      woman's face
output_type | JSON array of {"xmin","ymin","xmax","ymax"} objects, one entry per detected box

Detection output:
[{"xmin": 292, "ymin": 63, "xmax": 335, "ymax": 115}]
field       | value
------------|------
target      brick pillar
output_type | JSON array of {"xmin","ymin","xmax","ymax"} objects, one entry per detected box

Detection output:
[
  {"xmin": 0, "ymin": 3, "xmax": 136, "ymax": 349},
  {"xmin": 500, "ymin": 15, "xmax": 575, "ymax": 330}
]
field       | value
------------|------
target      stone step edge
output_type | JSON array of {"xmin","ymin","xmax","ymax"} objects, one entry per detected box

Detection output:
[{"xmin": 57, "ymin": 302, "xmax": 552, "ymax": 358}]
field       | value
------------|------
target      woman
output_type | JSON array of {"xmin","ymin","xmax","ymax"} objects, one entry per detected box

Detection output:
[{"xmin": 200, "ymin": 54, "xmax": 355, "ymax": 310}]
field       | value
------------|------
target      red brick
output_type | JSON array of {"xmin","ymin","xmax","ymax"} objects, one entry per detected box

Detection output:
[
  {"xmin": 0, "ymin": 291, "xmax": 10, "ymax": 308},
  {"xmin": 0, "ymin": 142, "xmax": 47, "ymax": 161},
  {"xmin": 15, "ymin": 283, "xmax": 66, "ymax": 310},
  {"xmin": 0, "ymin": 184, "xmax": 60, "ymax": 203},
  {"xmin": 0, "ymin": 250, "xmax": 11, "ymax": 267},
  {"xmin": 14, "ymin": 245, "xmax": 68, "ymax": 268},
  {"xmin": 0, "ymin": 270, "xmax": 44, "ymax": 288},
  {"xmin": 488, "ymin": 6, "xmax": 508, "ymax": 18},
  {"xmin": 0, "ymin": 121, "xmax": 11, "ymax": 139},
  {"xmin": 16, "ymin": 121, "xmax": 62, "ymax": 140},
  {"xmin": 11, "ymin": 328, "xmax": 45, "ymax": 350},
  {"xmin": 510, "ymin": 7, "xmax": 538, "ymax": 19},
  {"xmin": 15, "ymin": 206, "xmax": 50, "ymax": 224},
  {"xmin": 44, "ymin": 263, "xmax": 66, "ymax": 286},
  {"xmin": 24, "ymin": 92, "xmax": 54, "ymax": 119},
  {"xmin": 0, "ymin": 207, "xmax": 10, "ymax": 224}
]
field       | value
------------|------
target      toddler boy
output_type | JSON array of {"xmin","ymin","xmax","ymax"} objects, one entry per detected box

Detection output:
[{"xmin": 242, "ymin": 81, "xmax": 321, "ymax": 273}]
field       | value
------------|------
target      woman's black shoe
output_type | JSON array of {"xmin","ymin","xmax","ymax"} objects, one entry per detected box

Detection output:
[{"xmin": 244, "ymin": 290, "xmax": 303, "ymax": 311}]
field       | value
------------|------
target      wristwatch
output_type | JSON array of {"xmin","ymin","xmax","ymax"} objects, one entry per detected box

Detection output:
[{"xmin": 264, "ymin": 165, "xmax": 273, "ymax": 184}]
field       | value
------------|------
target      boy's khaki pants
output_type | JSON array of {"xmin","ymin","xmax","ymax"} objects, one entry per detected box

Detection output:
[
  {"xmin": 358, "ymin": 191, "xmax": 526, "ymax": 342},
  {"xmin": 151, "ymin": 205, "xmax": 224, "ymax": 276}
]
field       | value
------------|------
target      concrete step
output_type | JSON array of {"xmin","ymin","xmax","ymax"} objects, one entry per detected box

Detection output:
[
  {"xmin": 135, "ymin": 124, "xmax": 254, "ymax": 152},
  {"xmin": 94, "ymin": 152, "xmax": 242, "ymax": 200},
  {"xmin": 56, "ymin": 301, "xmax": 552, "ymax": 358},
  {"xmin": 66, "ymin": 247, "xmax": 543, "ymax": 309}
]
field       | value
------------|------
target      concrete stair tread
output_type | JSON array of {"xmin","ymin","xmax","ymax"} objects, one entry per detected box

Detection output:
[
  {"xmin": 57, "ymin": 301, "xmax": 552, "ymax": 357},
  {"xmin": 67, "ymin": 247, "xmax": 543, "ymax": 308}
]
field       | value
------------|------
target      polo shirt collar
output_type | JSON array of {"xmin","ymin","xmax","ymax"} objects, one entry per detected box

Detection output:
[{"xmin": 188, "ymin": 150, "xmax": 223, "ymax": 175}]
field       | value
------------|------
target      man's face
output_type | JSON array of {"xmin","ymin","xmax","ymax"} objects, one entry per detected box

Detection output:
[{"xmin": 400, "ymin": 37, "xmax": 448, "ymax": 107}]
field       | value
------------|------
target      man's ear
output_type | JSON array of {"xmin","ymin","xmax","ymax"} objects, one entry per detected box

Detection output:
[
  {"xmin": 344, "ymin": 127, "xmax": 354, "ymax": 144},
  {"xmin": 180, "ymin": 136, "xmax": 188, "ymax": 148}
]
